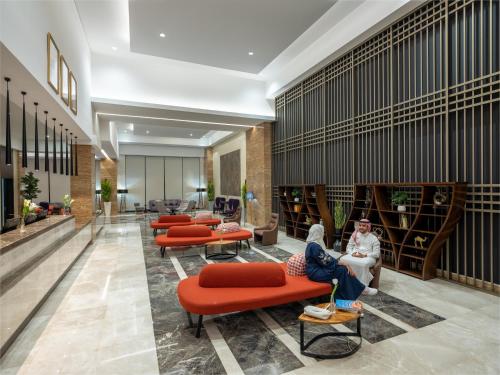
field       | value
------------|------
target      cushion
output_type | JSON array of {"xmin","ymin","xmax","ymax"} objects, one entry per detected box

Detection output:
[
  {"xmin": 287, "ymin": 253, "xmax": 306, "ymax": 276},
  {"xmin": 168, "ymin": 225, "xmax": 212, "ymax": 238},
  {"xmin": 216, "ymin": 222, "xmax": 240, "ymax": 233},
  {"xmin": 199, "ymin": 263, "xmax": 286, "ymax": 288},
  {"xmin": 159, "ymin": 214, "xmax": 191, "ymax": 223},
  {"xmin": 196, "ymin": 212, "xmax": 213, "ymax": 220}
]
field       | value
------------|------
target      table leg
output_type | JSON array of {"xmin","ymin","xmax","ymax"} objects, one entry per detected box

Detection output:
[{"xmin": 300, "ymin": 321, "xmax": 305, "ymax": 352}]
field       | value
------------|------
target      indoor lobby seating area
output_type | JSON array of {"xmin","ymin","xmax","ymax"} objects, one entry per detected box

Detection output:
[{"xmin": 0, "ymin": 1, "xmax": 499, "ymax": 374}]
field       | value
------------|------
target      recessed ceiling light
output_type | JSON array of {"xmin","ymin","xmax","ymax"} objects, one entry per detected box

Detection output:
[
  {"xmin": 159, "ymin": 33, "xmax": 166, "ymax": 38},
  {"xmin": 248, "ymin": 51, "xmax": 254, "ymax": 56},
  {"xmin": 189, "ymin": 133, "xmax": 193, "ymax": 136},
  {"xmin": 112, "ymin": 46, "xmax": 118, "ymax": 51},
  {"xmin": 146, "ymin": 130, "xmax": 150, "ymax": 134},
  {"xmin": 124, "ymin": 130, "xmax": 127, "ymax": 133}
]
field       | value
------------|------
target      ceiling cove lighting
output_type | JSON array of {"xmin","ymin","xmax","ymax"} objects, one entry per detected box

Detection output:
[
  {"xmin": 159, "ymin": 33, "xmax": 166, "ymax": 38},
  {"xmin": 101, "ymin": 149, "xmax": 111, "ymax": 160},
  {"xmin": 96, "ymin": 112, "xmax": 263, "ymax": 129}
]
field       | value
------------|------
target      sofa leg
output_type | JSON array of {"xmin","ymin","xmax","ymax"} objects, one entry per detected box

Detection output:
[
  {"xmin": 196, "ymin": 315, "xmax": 203, "ymax": 338},
  {"xmin": 160, "ymin": 247, "xmax": 165, "ymax": 258},
  {"xmin": 153, "ymin": 229, "xmax": 157, "ymax": 236},
  {"xmin": 246, "ymin": 239, "xmax": 251, "ymax": 249},
  {"xmin": 186, "ymin": 312, "xmax": 194, "ymax": 328}
]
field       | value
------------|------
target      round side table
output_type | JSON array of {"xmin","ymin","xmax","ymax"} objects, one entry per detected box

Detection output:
[
  {"xmin": 204, "ymin": 239, "xmax": 238, "ymax": 259},
  {"xmin": 298, "ymin": 303, "xmax": 362, "ymax": 359}
]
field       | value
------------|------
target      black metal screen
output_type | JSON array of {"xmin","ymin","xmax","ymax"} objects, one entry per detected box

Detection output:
[{"xmin": 272, "ymin": 0, "xmax": 499, "ymax": 291}]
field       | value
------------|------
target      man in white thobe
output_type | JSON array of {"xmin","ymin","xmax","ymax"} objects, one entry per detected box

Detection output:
[{"xmin": 343, "ymin": 219, "xmax": 380, "ymax": 286}]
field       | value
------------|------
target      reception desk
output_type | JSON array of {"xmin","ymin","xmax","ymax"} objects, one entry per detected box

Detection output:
[{"xmin": 0, "ymin": 216, "xmax": 93, "ymax": 355}]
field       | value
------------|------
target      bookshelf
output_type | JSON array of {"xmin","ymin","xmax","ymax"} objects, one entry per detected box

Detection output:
[
  {"xmin": 341, "ymin": 183, "xmax": 466, "ymax": 280},
  {"xmin": 278, "ymin": 184, "xmax": 334, "ymax": 248}
]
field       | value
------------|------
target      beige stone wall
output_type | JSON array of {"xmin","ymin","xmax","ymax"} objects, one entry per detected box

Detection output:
[
  {"xmin": 99, "ymin": 158, "xmax": 118, "ymax": 215},
  {"xmin": 205, "ymin": 147, "xmax": 213, "ymax": 183},
  {"xmin": 246, "ymin": 123, "xmax": 272, "ymax": 227},
  {"xmin": 70, "ymin": 145, "xmax": 95, "ymax": 222}
]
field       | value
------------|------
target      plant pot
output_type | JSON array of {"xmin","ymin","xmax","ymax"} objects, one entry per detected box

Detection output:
[
  {"xmin": 397, "ymin": 205, "xmax": 407, "ymax": 212},
  {"xmin": 294, "ymin": 197, "xmax": 300, "ymax": 202},
  {"xmin": 104, "ymin": 202, "xmax": 112, "ymax": 217}
]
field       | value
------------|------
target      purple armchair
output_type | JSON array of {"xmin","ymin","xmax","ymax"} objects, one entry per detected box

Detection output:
[
  {"xmin": 224, "ymin": 199, "xmax": 240, "ymax": 217},
  {"xmin": 213, "ymin": 197, "xmax": 226, "ymax": 214}
]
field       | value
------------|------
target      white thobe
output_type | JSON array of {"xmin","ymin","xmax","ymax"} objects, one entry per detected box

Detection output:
[{"xmin": 343, "ymin": 232, "xmax": 380, "ymax": 286}]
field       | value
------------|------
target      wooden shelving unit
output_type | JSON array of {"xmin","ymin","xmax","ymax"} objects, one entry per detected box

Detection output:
[
  {"xmin": 341, "ymin": 183, "xmax": 466, "ymax": 280},
  {"xmin": 278, "ymin": 185, "xmax": 334, "ymax": 248}
]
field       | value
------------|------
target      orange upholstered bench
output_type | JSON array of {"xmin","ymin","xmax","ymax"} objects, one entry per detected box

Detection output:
[
  {"xmin": 150, "ymin": 215, "xmax": 222, "ymax": 236},
  {"xmin": 177, "ymin": 262, "xmax": 332, "ymax": 337},
  {"xmin": 155, "ymin": 225, "xmax": 253, "ymax": 257}
]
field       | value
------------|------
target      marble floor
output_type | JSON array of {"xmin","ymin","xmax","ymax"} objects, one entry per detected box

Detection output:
[{"xmin": 1, "ymin": 215, "xmax": 499, "ymax": 375}]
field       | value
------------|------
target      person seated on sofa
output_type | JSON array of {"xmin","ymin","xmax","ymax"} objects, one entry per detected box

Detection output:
[
  {"xmin": 343, "ymin": 218, "xmax": 380, "ymax": 286},
  {"xmin": 305, "ymin": 224, "xmax": 377, "ymax": 299}
]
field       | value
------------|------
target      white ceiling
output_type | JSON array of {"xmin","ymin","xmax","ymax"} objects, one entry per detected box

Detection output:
[
  {"xmin": 128, "ymin": 0, "xmax": 337, "ymax": 73},
  {"xmin": 114, "ymin": 121, "xmax": 210, "ymax": 139}
]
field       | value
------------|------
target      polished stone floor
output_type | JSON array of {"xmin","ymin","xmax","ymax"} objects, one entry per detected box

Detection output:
[{"xmin": 1, "ymin": 214, "xmax": 499, "ymax": 374}]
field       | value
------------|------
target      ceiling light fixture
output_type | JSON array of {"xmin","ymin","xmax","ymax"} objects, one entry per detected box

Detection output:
[
  {"xmin": 189, "ymin": 133, "xmax": 193, "ymax": 136},
  {"xmin": 159, "ymin": 33, "xmax": 166, "ymax": 38},
  {"xmin": 112, "ymin": 46, "xmax": 118, "ymax": 51},
  {"xmin": 146, "ymin": 130, "xmax": 150, "ymax": 134},
  {"xmin": 248, "ymin": 51, "xmax": 254, "ymax": 56},
  {"xmin": 95, "ymin": 112, "xmax": 264, "ymax": 129}
]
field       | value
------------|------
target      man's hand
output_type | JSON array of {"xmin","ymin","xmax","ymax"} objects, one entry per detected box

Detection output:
[
  {"xmin": 352, "ymin": 251, "xmax": 366, "ymax": 258},
  {"xmin": 338, "ymin": 259, "xmax": 356, "ymax": 276}
]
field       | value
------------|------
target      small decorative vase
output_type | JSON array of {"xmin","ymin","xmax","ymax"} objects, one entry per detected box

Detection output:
[
  {"xmin": 19, "ymin": 219, "xmax": 26, "ymax": 233},
  {"xmin": 328, "ymin": 300, "xmax": 336, "ymax": 314},
  {"xmin": 397, "ymin": 205, "xmax": 407, "ymax": 212}
]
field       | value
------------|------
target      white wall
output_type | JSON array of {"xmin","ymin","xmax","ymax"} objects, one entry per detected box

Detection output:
[
  {"xmin": 91, "ymin": 52, "xmax": 274, "ymax": 117},
  {"xmin": 119, "ymin": 144, "xmax": 204, "ymax": 158},
  {"xmin": 0, "ymin": 1, "xmax": 93, "ymax": 139},
  {"xmin": 213, "ymin": 132, "xmax": 246, "ymax": 199}
]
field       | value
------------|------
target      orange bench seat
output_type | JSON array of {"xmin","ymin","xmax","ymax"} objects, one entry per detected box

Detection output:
[{"xmin": 150, "ymin": 215, "xmax": 222, "ymax": 235}]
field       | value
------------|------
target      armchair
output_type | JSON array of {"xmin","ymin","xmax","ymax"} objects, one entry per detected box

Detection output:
[
  {"xmin": 223, "ymin": 206, "xmax": 241, "ymax": 224},
  {"xmin": 213, "ymin": 197, "xmax": 226, "ymax": 213},
  {"xmin": 254, "ymin": 213, "xmax": 279, "ymax": 246},
  {"xmin": 224, "ymin": 199, "xmax": 240, "ymax": 216}
]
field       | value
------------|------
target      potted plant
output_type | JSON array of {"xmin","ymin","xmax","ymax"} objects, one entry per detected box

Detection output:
[
  {"xmin": 241, "ymin": 181, "xmax": 248, "ymax": 225},
  {"xmin": 101, "ymin": 179, "xmax": 112, "ymax": 217},
  {"xmin": 334, "ymin": 201, "xmax": 346, "ymax": 251},
  {"xmin": 291, "ymin": 187, "xmax": 301, "ymax": 202},
  {"xmin": 20, "ymin": 172, "xmax": 41, "ymax": 201},
  {"xmin": 63, "ymin": 194, "xmax": 74, "ymax": 215},
  {"xmin": 207, "ymin": 181, "xmax": 215, "ymax": 211},
  {"xmin": 20, "ymin": 199, "xmax": 36, "ymax": 232},
  {"xmin": 391, "ymin": 191, "xmax": 408, "ymax": 212}
]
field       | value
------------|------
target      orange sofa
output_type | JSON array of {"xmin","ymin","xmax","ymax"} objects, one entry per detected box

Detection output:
[
  {"xmin": 155, "ymin": 225, "xmax": 252, "ymax": 257},
  {"xmin": 177, "ymin": 262, "xmax": 332, "ymax": 337},
  {"xmin": 150, "ymin": 214, "xmax": 222, "ymax": 236}
]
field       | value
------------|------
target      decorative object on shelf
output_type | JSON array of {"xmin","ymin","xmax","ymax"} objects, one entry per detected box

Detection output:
[
  {"xmin": 365, "ymin": 187, "xmax": 372, "ymax": 207},
  {"xmin": 63, "ymin": 194, "xmax": 74, "ymax": 215},
  {"xmin": 20, "ymin": 172, "xmax": 41, "ymax": 200},
  {"xmin": 414, "ymin": 236, "xmax": 428, "ymax": 249},
  {"xmin": 292, "ymin": 187, "xmax": 301, "ymax": 202},
  {"xmin": 117, "ymin": 189, "xmax": 128, "ymax": 213},
  {"xmin": 60, "ymin": 55, "xmax": 70, "ymax": 105},
  {"xmin": 327, "ymin": 278, "xmax": 338, "ymax": 313},
  {"xmin": 334, "ymin": 201, "xmax": 346, "ymax": 252},
  {"xmin": 391, "ymin": 191, "xmax": 408, "ymax": 212},
  {"xmin": 74, "ymin": 136, "xmax": 78, "ymax": 176},
  {"xmin": 20, "ymin": 199, "xmax": 35, "ymax": 232},
  {"xmin": 4, "ymin": 77, "xmax": 12, "ymax": 165},
  {"xmin": 47, "ymin": 33, "xmax": 60, "ymax": 94},
  {"xmin": 70, "ymin": 132, "xmax": 73, "ymax": 176},
  {"xmin": 44, "ymin": 111, "xmax": 49, "ymax": 172},
  {"xmin": 69, "ymin": 71, "xmax": 77, "ymax": 114},
  {"xmin": 59, "ymin": 124, "xmax": 64, "ymax": 174},
  {"xmin": 372, "ymin": 227, "xmax": 384, "ymax": 240},
  {"xmin": 34, "ymin": 102, "xmax": 40, "ymax": 170},
  {"xmin": 101, "ymin": 179, "xmax": 112, "ymax": 217},
  {"xmin": 52, "ymin": 118, "xmax": 57, "ymax": 173},
  {"xmin": 207, "ymin": 181, "xmax": 215, "ymax": 210},
  {"xmin": 400, "ymin": 214, "xmax": 409, "ymax": 229},
  {"xmin": 294, "ymin": 204, "xmax": 301, "ymax": 213},
  {"xmin": 65, "ymin": 128, "xmax": 69, "ymax": 175},
  {"xmin": 21, "ymin": 91, "xmax": 28, "ymax": 168},
  {"xmin": 305, "ymin": 216, "xmax": 312, "ymax": 226},
  {"xmin": 433, "ymin": 192, "xmax": 447, "ymax": 206}
]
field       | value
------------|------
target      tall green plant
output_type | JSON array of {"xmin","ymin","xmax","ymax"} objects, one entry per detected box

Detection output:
[
  {"xmin": 20, "ymin": 172, "xmax": 41, "ymax": 200},
  {"xmin": 207, "ymin": 181, "xmax": 215, "ymax": 202},
  {"xmin": 334, "ymin": 201, "xmax": 346, "ymax": 230},
  {"xmin": 241, "ymin": 181, "xmax": 248, "ymax": 209},
  {"xmin": 101, "ymin": 179, "xmax": 112, "ymax": 202}
]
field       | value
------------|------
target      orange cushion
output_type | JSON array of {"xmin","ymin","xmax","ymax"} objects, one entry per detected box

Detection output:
[
  {"xmin": 155, "ymin": 228, "xmax": 252, "ymax": 248},
  {"xmin": 151, "ymin": 220, "xmax": 194, "ymax": 229},
  {"xmin": 199, "ymin": 263, "xmax": 286, "ymax": 288},
  {"xmin": 177, "ymin": 263, "xmax": 331, "ymax": 315},
  {"xmin": 159, "ymin": 214, "xmax": 191, "ymax": 223},
  {"xmin": 194, "ymin": 219, "xmax": 221, "ymax": 226},
  {"xmin": 168, "ymin": 225, "xmax": 212, "ymax": 237},
  {"xmin": 156, "ymin": 235, "xmax": 214, "ymax": 247},
  {"xmin": 219, "ymin": 230, "xmax": 252, "ymax": 241}
]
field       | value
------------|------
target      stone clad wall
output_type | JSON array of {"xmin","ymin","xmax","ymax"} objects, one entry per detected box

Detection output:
[{"xmin": 70, "ymin": 145, "xmax": 95, "ymax": 221}]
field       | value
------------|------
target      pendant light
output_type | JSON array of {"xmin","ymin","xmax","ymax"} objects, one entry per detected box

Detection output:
[
  {"xmin": 70, "ymin": 132, "xmax": 73, "ymax": 176},
  {"xmin": 4, "ymin": 77, "xmax": 12, "ymax": 165},
  {"xmin": 52, "ymin": 118, "xmax": 57, "ymax": 173},
  {"xmin": 34, "ymin": 102, "xmax": 39, "ymax": 170},
  {"xmin": 21, "ymin": 91, "xmax": 27, "ymax": 168},
  {"xmin": 44, "ymin": 111, "xmax": 49, "ymax": 172},
  {"xmin": 65, "ymin": 128, "xmax": 69, "ymax": 175},
  {"xmin": 74, "ymin": 136, "xmax": 78, "ymax": 176},
  {"xmin": 59, "ymin": 123, "xmax": 63, "ymax": 174}
]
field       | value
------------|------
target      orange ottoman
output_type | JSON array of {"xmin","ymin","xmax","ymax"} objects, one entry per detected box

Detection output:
[{"xmin": 177, "ymin": 262, "xmax": 331, "ymax": 337}]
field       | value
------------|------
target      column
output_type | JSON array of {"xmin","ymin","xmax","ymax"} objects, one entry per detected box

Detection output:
[
  {"xmin": 70, "ymin": 145, "xmax": 95, "ymax": 222},
  {"xmin": 99, "ymin": 158, "xmax": 118, "ymax": 215}
]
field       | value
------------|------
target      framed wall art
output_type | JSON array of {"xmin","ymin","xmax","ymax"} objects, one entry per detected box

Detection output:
[
  {"xmin": 69, "ymin": 71, "xmax": 77, "ymax": 114},
  {"xmin": 47, "ymin": 33, "xmax": 60, "ymax": 94},
  {"xmin": 60, "ymin": 55, "xmax": 70, "ymax": 105}
]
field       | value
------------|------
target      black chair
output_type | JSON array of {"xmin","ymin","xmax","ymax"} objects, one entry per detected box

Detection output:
[
  {"xmin": 224, "ymin": 199, "xmax": 240, "ymax": 217},
  {"xmin": 213, "ymin": 197, "xmax": 226, "ymax": 213}
]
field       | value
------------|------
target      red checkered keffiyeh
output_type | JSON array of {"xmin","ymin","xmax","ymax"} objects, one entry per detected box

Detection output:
[{"xmin": 287, "ymin": 253, "xmax": 306, "ymax": 276}]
